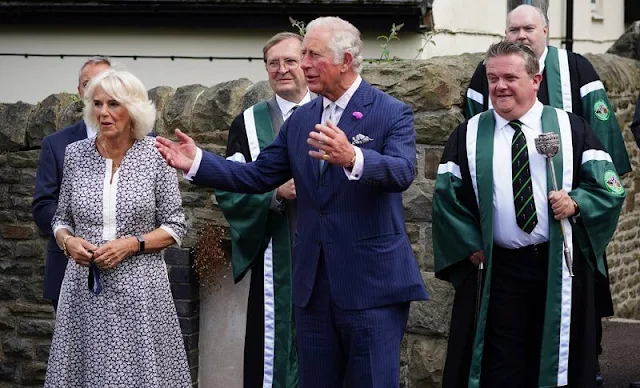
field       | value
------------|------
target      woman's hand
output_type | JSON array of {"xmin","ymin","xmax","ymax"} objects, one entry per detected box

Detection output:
[
  {"xmin": 93, "ymin": 237, "xmax": 137, "ymax": 270},
  {"xmin": 66, "ymin": 237, "xmax": 98, "ymax": 267}
]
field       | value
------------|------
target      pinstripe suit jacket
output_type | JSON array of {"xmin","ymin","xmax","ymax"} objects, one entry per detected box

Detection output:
[{"xmin": 195, "ymin": 80, "xmax": 429, "ymax": 309}]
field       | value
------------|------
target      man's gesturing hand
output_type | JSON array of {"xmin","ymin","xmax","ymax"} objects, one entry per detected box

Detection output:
[
  {"xmin": 155, "ymin": 129, "xmax": 198, "ymax": 173},
  {"xmin": 307, "ymin": 121, "xmax": 355, "ymax": 168}
]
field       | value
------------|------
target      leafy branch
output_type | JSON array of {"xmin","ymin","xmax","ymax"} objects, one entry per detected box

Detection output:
[
  {"xmin": 377, "ymin": 23, "xmax": 404, "ymax": 61},
  {"xmin": 289, "ymin": 17, "xmax": 307, "ymax": 36},
  {"xmin": 415, "ymin": 30, "xmax": 437, "ymax": 60}
]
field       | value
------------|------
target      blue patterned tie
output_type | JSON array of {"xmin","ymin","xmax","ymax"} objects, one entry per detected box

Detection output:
[{"xmin": 510, "ymin": 120, "xmax": 538, "ymax": 234}]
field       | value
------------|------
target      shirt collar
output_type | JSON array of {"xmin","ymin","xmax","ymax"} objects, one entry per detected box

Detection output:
[
  {"xmin": 494, "ymin": 99, "xmax": 543, "ymax": 131},
  {"xmin": 86, "ymin": 123, "xmax": 97, "ymax": 139},
  {"xmin": 323, "ymin": 75, "xmax": 363, "ymax": 110},
  {"xmin": 538, "ymin": 46, "xmax": 548, "ymax": 74},
  {"xmin": 276, "ymin": 89, "xmax": 312, "ymax": 117}
]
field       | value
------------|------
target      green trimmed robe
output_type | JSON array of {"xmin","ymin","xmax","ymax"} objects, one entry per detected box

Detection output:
[
  {"xmin": 464, "ymin": 46, "xmax": 631, "ymax": 176},
  {"xmin": 215, "ymin": 101, "xmax": 299, "ymax": 388},
  {"xmin": 433, "ymin": 106, "xmax": 625, "ymax": 387}
]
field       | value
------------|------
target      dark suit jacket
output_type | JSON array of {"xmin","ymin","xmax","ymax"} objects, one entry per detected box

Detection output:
[
  {"xmin": 32, "ymin": 121, "xmax": 87, "ymax": 300},
  {"xmin": 194, "ymin": 80, "xmax": 429, "ymax": 310}
]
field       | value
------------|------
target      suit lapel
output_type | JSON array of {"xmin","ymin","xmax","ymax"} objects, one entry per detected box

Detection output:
[
  {"xmin": 337, "ymin": 81, "xmax": 374, "ymax": 144},
  {"xmin": 266, "ymin": 96, "xmax": 285, "ymax": 134}
]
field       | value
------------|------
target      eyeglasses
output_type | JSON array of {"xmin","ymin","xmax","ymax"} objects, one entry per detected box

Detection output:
[{"xmin": 266, "ymin": 58, "xmax": 300, "ymax": 72}]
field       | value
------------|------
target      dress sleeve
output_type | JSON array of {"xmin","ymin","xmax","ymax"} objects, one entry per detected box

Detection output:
[
  {"xmin": 155, "ymin": 153, "xmax": 187, "ymax": 246},
  {"xmin": 51, "ymin": 144, "xmax": 76, "ymax": 238}
]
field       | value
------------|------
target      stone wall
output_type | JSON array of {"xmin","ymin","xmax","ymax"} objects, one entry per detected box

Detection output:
[{"xmin": 0, "ymin": 53, "xmax": 639, "ymax": 387}]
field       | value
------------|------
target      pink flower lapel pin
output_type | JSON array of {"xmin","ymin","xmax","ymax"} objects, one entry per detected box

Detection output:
[{"xmin": 352, "ymin": 111, "xmax": 363, "ymax": 120}]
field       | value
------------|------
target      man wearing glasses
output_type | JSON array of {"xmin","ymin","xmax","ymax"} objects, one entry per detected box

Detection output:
[{"xmin": 215, "ymin": 32, "xmax": 313, "ymax": 387}]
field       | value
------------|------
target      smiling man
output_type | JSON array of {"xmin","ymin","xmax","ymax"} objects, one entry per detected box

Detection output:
[
  {"xmin": 434, "ymin": 41, "xmax": 625, "ymax": 388},
  {"xmin": 214, "ymin": 32, "xmax": 312, "ymax": 388}
]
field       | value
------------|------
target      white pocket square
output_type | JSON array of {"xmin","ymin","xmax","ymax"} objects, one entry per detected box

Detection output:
[{"xmin": 351, "ymin": 133, "xmax": 373, "ymax": 145}]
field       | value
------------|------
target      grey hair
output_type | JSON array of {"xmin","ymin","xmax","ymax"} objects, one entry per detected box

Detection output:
[
  {"xmin": 306, "ymin": 17, "xmax": 363, "ymax": 74},
  {"xmin": 263, "ymin": 32, "xmax": 303, "ymax": 61},
  {"xmin": 507, "ymin": 4, "xmax": 548, "ymax": 27},
  {"xmin": 484, "ymin": 40, "xmax": 540, "ymax": 77},
  {"xmin": 78, "ymin": 56, "xmax": 112, "ymax": 79},
  {"xmin": 83, "ymin": 70, "xmax": 156, "ymax": 140}
]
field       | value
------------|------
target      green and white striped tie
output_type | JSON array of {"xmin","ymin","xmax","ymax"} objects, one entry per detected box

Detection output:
[{"xmin": 510, "ymin": 120, "xmax": 538, "ymax": 234}]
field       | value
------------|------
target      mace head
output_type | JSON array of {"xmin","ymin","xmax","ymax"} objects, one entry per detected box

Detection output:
[{"xmin": 534, "ymin": 133, "xmax": 560, "ymax": 158}]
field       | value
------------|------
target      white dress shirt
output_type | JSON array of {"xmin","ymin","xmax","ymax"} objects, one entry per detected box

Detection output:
[
  {"xmin": 321, "ymin": 75, "xmax": 364, "ymax": 180},
  {"xmin": 276, "ymin": 91, "xmax": 311, "ymax": 121},
  {"xmin": 492, "ymin": 100, "xmax": 549, "ymax": 248}
]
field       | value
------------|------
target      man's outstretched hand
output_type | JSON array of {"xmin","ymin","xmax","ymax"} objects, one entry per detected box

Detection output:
[{"xmin": 155, "ymin": 129, "xmax": 197, "ymax": 173}]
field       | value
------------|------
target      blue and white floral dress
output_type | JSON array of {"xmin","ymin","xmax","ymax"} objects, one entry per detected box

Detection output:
[{"xmin": 45, "ymin": 136, "xmax": 191, "ymax": 387}]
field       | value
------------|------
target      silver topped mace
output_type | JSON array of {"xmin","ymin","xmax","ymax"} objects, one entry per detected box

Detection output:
[{"xmin": 534, "ymin": 133, "xmax": 574, "ymax": 277}]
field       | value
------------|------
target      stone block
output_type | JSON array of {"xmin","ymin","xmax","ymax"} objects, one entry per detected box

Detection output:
[
  {"xmin": 191, "ymin": 78, "xmax": 253, "ymax": 134},
  {"xmin": 404, "ymin": 334, "xmax": 447, "ymax": 388},
  {"xmin": 240, "ymin": 80, "xmax": 273, "ymax": 111},
  {"xmin": 17, "ymin": 319, "xmax": 54, "ymax": 337},
  {"xmin": 6, "ymin": 150, "xmax": 40, "ymax": 169},
  {"xmin": 0, "ymin": 168, "xmax": 21, "ymax": 184},
  {"xmin": 0, "ymin": 276, "xmax": 22, "ymax": 300},
  {"xmin": 2, "ymin": 337, "xmax": 34, "ymax": 359},
  {"xmin": 164, "ymin": 84, "xmax": 207, "ymax": 134},
  {"xmin": 35, "ymin": 343, "xmax": 50, "ymax": 362},
  {"xmin": 406, "ymin": 272, "xmax": 454, "ymax": 336},
  {"xmin": 14, "ymin": 241, "xmax": 45, "ymax": 260},
  {"xmin": 165, "ymin": 247, "xmax": 193, "ymax": 266},
  {"xmin": 17, "ymin": 361, "xmax": 47, "ymax": 385},
  {"xmin": 422, "ymin": 225, "xmax": 434, "ymax": 272},
  {"xmin": 171, "ymin": 282, "xmax": 200, "ymax": 300},
  {"xmin": 403, "ymin": 180, "xmax": 434, "ymax": 223},
  {"xmin": 0, "ymin": 224, "xmax": 34, "ymax": 240},
  {"xmin": 606, "ymin": 21, "xmax": 640, "ymax": 61},
  {"xmin": 58, "ymin": 99, "xmax": 84, "ymax": 129},
  {"xmin": 414, "ymin": 109, "xmax": 464, "ymax": 146},
  {"xmin": 424, "ymin": 146, "xmax": 444, "ymax": 180},
  {"xmin": 9, "ymin": 301, "xmax": 54, "ymax": 318},
  {"xmin": 0, "ymin": 361, "xmax": 17, "ymax": 382},
  {"xmin": 0, "ymin": 306, "xmax": 16, "ymax": 330},
  {"xmin": 0, "ymin": 102, "xmax": 35, "ymax": 152},
  {"xmin": 26, "ymin": 93, "xmax": 79, "ymax": 148},
  {"xmin": 0, "ymin": 259, "xmax": 33, "ymax": 277},
  {"xmin": 181, "ymin": 191, "xmax": 206, "ymax": 207},
  {"xmin": 148, "ymin": 86, "xmax": 175, "ymax": 136}
]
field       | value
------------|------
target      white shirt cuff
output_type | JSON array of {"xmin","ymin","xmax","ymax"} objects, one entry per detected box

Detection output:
[
  {"xmin": 183, "ymin": 148, "xmax": 203, "ymax": 181},
  {"xmin": 344, "ymin": 146, "xmax": 363, "ymax": 181},
  {"xmin": 160, "ymin": 225, "xmax": 182, "ymax": 247}
]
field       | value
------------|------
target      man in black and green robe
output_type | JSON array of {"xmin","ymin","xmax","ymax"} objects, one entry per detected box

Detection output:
[
  {"xmin": 215, "ymin": 32, "xmax": 313, "ymax": 388},
  {"xmin": 434, "ymin": 41, "xmax": 626, "ymax": 387},
  {"xmin": 464, "ymin": 7, "xmax": 630, "ymax": 378}
]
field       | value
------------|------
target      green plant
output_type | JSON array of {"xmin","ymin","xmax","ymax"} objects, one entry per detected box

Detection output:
[
  {"xmin": 377, "ymin": 23, "xmax": 404, "ymax": 61},
  {"xmin": 414, "ymin": 29, "xmax": 437, "ymax": 60},
  {"xmin": 289, "ymin": 17, "xmax": 307, "ymax": 36}
]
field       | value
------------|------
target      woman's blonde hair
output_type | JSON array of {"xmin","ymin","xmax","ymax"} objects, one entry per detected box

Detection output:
[{"xmin": 83, "ymin": 70, "xmax": 156, "ymax": 139}]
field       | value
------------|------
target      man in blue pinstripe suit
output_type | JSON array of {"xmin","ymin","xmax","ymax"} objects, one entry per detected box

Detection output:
[{"xmin": 156, "ymin": 16, "xmax": 429, "ymax": 387}]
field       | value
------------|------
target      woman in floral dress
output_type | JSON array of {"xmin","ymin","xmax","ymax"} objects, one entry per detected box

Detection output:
[{"xmin": 45, "ymin": 70, "xmax": 191, "ymax": 387}]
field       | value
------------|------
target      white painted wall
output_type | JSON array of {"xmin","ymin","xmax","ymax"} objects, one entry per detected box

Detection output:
[
  {"xmin": 0, "ymin": 26, "xmax": 423, "ymax": 104},
  {"xmin": 0, "ymin": 1, "xmax": 626, "ymax": 104}
]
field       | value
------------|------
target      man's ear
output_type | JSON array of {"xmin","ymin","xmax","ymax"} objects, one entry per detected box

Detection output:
[
  {"xmin": 341, "ymin": 51, "xmax": 354, "ymax": 73},
  {"xmin": 532, "ymin": 72, "xmax": 543, "ymax": 91}
]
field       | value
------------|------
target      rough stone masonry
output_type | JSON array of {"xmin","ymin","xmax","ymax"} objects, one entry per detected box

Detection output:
[{"xmin": 0, "ymin": 52, "xmax": 638, "ymax": 387}]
